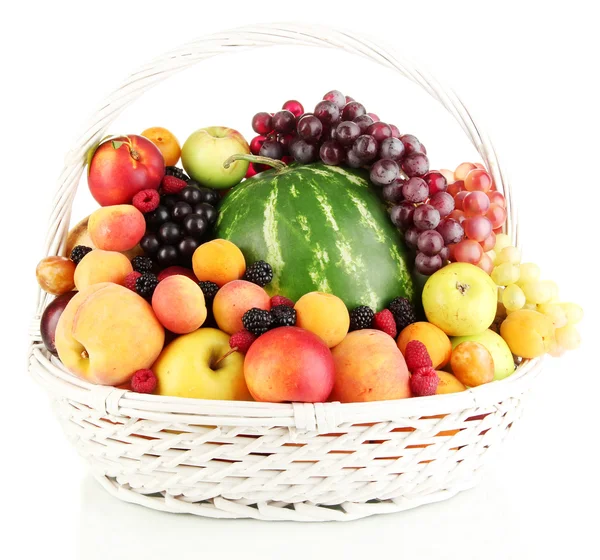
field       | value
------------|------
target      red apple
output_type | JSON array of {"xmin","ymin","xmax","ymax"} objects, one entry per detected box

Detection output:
[
  {"xmin": 244, "ymin": 327, "xmax": 334, "ymax": 403},
  {"xmin": 88, "ymin": 135, "xmax": 165, "ymax": 206},
  {"xmin": 40, "ymin": 291, "xmax": 77, "ymax": 354}
]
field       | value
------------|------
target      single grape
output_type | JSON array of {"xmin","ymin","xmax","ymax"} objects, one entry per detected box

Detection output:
[
  {"xmin": 390, "ymin": 201, "xmax": 416, "ymax": 230},
  {"xmin": 278, "ymin": 133, "xmax": 295, "ymax": 154},
  {"xmin": 389, "ymin": 124, "xmax": 400, "ymax": 138},
  {"xmin": 319, "ymin": 140, "xmax": 345, "ymax": 165},
  {"xmin": 402, "ymin": 177, "xmax": 429, "ymax": 203},
  {"xmin": 193, "ymin": 202, "xmax": 218, "ymax": 224},
  {"xmin": 439, "ymin": 245, "xmax": 450, "ymax": 262},
  {"xmin": 379, "ymin": 137, "xmax": 405, "ymax": 160},
  {"xmin": 158, "ymin": 222, "xmax": 182, "ymax": 244},
  {"xmin": 140, "ymin": 233, "xmax": 160, "ymax": 255},
  {"xmin": 259, "ymin": 140, "xmax": 284, "ymax": 160},
  {"xmin": 464, "ymin": 168, "xmax": 493, "ymax": 192},
  {"xmin": 555, "ymin": 325, "xmax": 581, "ymax": 351},
  {"xmin": 252, "ymin": 112, "xmax": 273, "ymax": 134},
  {"xmin": 417, "ymin": 230, "xmax": 445, "ymax": 256},
  {"xmin": 282, "ymin": 100, "xmax": 304, "ymax": 117},
  {"xmin": 353, "ymin": 114, "xmax": 374, "ymax": 134},
  {"xmin": 453, "ymin": 239, "xmax": 484, "ymax": 264},
  {"xmin": 518, "ymin": 262, "xmax": 541, "ymax": 284},
  {"xmin": 413, "ymin": 204, "xmax": 440, "ymax": 230},
  {"xmin": 454, "ymin": 162, "xmax": 477, "ymax": 181},
  {"xmin": 367, "ymin": 112, "xmax": 380, "ymax": 122},
  {"xmin": 250, "ymin": 135, "xmax": 267, "ymax": 155},
  {"xmin": 486, "ymin": 203, "xmax": 507, "ymax": 228},
  {"xmin": 366, "ymin": 122, "xmax": 392, "ymax": 143},
  {"xmin": 404, "ymin": 226, "xmax": 420, "ymax": 249},
  {"xmin": 494, "ymin": 233, "xmax": 512, "ymax": 254},
  {"xmin": 370, "ymin": 159, "xmax": 400, "ymax": 187},
  {"xmin": 463, "ymin": 191, "xmax": 491, "ymax": 216},
  {"xmin": 345, "ymin": 150, "xmax": 364, "ymax": 168},
  {"xmin": 183, "ymin": 214, "xmax": 209, "ymax": 237},
  {"xmin": 448, "ymin": 209, "xmax": 466, "ymax": 223},
  {"xmin": 491, "ymin": 263, "xmax": 520, "ymax": 286},
  {"xmin": 171, "ymin": 201, "xmax": 193, "ymax": 223},
  {"xmin": 464, "ymin": 216, "xmax": 493, "ymax": 242},
  {"xmin": 297, "ymin": 115, "xmax": 323, "ymax": 142},
  {"xmin": 480, "ymin": 231, "xmax": 496, "ymax": 252},
  {"xmin": 560, "ymin": 303, "xmax": 584, "ymax": 325},
  {"xmin": 521, "ymin": 280, "xmax": 553, "ymax": 304},
  {"xmin": 335, "ymin": 121, "xmax": 361, "ymax": 146},
  {"xmin": 353, "ymin": 135, "xmax": 378, "ymax": 162},
  {"xmin": 272, "ymin": 110, "xmax": 296, "ymax": 134},
  {"xmin": 156, "ymin": 245, "xmax": 179, "ymax": 267},
  {"xmin": 454, "ymin": 191, "xmax": 469, "ymax": 210},
  {"xmin": 430, "ymin": 191, "xmax": 455, "ymax": 217},
  {"xmin": 439, "ymin": 169, "xmax": 455, "ymax": 184},
  {"xmin": 146, "ymin": 206, "xmax": 170, "ymax": 230},
  {"xmin": 537, "ymin": 303, "xmax": 568, "ymax": 328},
  {"xmin": 289, "ymin": 138, "xmax": 318, "ymax": 163},
  {"xmin": 477, "ymin": 253, "xmax": 494, "ymax": 275},
  {"xmin": 345, "ymin": 95, "xmax": 355, "ymax": 103},
  {"xmin": 178, "ymin": 237, "xmax": 201, "ymax": 259},
  {"xmin": 399, "ymin": 134, "xmax": 423, "ymax": 155},
  {"xmin": 502, "ymin": 284, "xmax": 526, "ymax": 311},
  {"xmin": 436, "ymin": 218, "xmax": 464, "ymax": 244},
  {"xmin": 488, "ymin": 191, "xmax": 506, "ymax": 207},
  {"xmin": 342, "ymin": 101, "xmax": 366, "ymax": 121},
  {"xmin": 495, "ymin": 246, "xmax": 521, "ymax": 265},
  {"xmin": 401, "ymin": 152, "xmax": 429, "ymax": 177},
  {"xmin": 416, "ymin": 252, "xmax": 443, "ymax": 275},
  {"xmin": 314, "ymin": 100, "xmax": 341, "ymax": 126},
  {"xmin": 424, "ymin": 171, "xmax": 448, "ymax": 195},
  {"xmin": 323, "ymin": 90, "xmax": 346, "ymax": 110},
  {"xmin": 447, "ymin": 181, "xmax": 464, "ymax": 197},
  {"xmin": 382, "ymin": 179, "xmax": 405, "ymax": 205}
]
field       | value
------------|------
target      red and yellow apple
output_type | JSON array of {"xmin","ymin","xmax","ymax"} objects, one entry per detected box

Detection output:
[{"xmin": 88, "ymin": 135, "xmax": 165, "ymax": 206}]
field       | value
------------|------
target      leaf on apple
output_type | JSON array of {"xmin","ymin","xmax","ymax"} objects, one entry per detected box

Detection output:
[{"xmin": 111, "ymin": 140, "xmax": 124, "ymax": 150}]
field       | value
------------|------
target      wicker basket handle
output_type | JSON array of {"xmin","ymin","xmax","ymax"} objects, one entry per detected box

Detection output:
[{"xmin": 37, "ymin": 22, "xmax": 517, "ymax": 314}]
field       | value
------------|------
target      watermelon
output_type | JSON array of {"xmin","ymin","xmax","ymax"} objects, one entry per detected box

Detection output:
[{"xmin": 215, "ymin": 162, "xmax": 414, "ymax": 310}]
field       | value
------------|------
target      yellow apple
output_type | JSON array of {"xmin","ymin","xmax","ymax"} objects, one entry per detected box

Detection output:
[{"xmin": 153, "ymin": 328, "xmax": 251, "ymax": 400}]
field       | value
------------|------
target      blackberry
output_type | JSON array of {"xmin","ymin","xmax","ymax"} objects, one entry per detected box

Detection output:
[
  {"xmin": 165, "ymin": 166, "xmax": 189, "ymax": 182},
  {"xmin": 243, "ymin": 260, "xmax": 273, "ymax": 287},
  {"xmin": 70, "ymin": 245, "xmax": 92, "ymax": 265},
  {"xmin": 199, "ymin": 281, "xmax": 219, "ymax": 301},
  {"xmin": 135, "ymin": 273, "xmax": 159, "ymax": 299},
  {"xmin": 242, "ymin": 308, "xmax": 273, "ymax": 336},
  {"xmin": 388, "ymin": 297, "xmax": 417, "ymax": 331},
  {"xmin": 131, "ymin": 255, "xmax": 154, "ymax": 273},
  {"xmin": 271, "ymin": 305, "xmax": 296, "ymax": 327},
  {"xmin": 349, "ymin": 305, "xmax": 374, "ymax": 331}
]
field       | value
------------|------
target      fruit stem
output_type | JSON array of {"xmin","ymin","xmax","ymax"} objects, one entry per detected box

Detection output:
[
  {"xmin": 223, "ymin": 154, "xmax": 287, "ymax": 172},
  {"xmin": 213, "ymin": 347, "xmax": 237, "ymax": 367}
]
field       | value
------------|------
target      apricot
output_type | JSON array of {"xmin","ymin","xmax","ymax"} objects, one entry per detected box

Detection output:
[
  {"xmin": 36, "ymin": 256, "xmax": 76, "ymax": 295},
  {"xmin": 397, "ymin": 322, "xmax": 452, "ymax": 369},
  {"xmin": 141, "ymin": 126, "xmax": 181, "ymax": 167},
  {"xmin": 213, "ymin": 280, "xmax": 271, "ymax": 334},
  {"xmin": 55, "ymin": 283, "xmax": 164, "ymax": 385},
  {"xmin": 450, "ymin": 341, "xmax": 494, "ymax": 387},
  {"xmin": 192, "ymin": 239, "xmax": 246, "ymax": 287},
  {"xmin": 152, "ymin": 275, "xmax": 207, "ymax": 334},
  {"xmin": 88, "ymin": 205, "xmax": 146, "ymax": 252},
  {"xmin": 295, "ymin": 292, "xmax": 349, "ymax": 348},
  {"xmin": 74, "ymin": 249, "xmax": 133, "ymax": 291},
  {"xmin": 500, "ymin": 309, "xmax": 555, "ymax": 359},
  {"xmin": 435, "ymin": 371, "xmax": 467, "ymax": 394}
]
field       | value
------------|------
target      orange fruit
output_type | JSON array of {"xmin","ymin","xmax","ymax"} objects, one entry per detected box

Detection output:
[
  {"xmin": 397, "ymin": 322, "xmax": 452, "ymax": 369},
  {"xmin": 141, "ymin": 127, "xmax": 181, "ymax": 166}
]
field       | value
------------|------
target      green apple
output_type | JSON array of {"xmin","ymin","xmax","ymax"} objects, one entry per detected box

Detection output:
[
  {"xmin": 153, "ymin": 328, "xmax": 251, "ymax": 400},
  {"xmin": 451, "ymin": 329, "xmax": 515, "ymax": 380},
  {"xmin": 422, "ymin": 263, "xmax": 497, "ymax": 336},
  {"xmin": 181, "ymin": 126, "xmax": 250, "ymax": 189}
]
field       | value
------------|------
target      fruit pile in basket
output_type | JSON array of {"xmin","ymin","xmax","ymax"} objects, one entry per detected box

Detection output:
[{"xmin": 35, "ymin": 91, "xmax": 583, "ymax": 403}]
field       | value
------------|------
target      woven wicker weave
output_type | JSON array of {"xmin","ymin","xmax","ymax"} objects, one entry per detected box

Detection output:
[{"xmin": 27, "ymin": 22, "xmax": 543, "ymax": 521}]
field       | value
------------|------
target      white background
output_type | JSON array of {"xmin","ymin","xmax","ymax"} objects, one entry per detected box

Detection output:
[{"xmin": 2, "ymin": 1, "xmax": 598, "ymax": 558}]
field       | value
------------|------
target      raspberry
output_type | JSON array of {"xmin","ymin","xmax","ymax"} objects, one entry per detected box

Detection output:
[
  {"xmin": 157, "ymin": 266, "xmax": 198, "ymax": 282},
  {"xmin": 349, "ymin": 306, "xmax": 374, "ymax": 331},
  {"xmin": 410, "ymin": 367, "xmax": 439, "ymax": 397},
  {"xmin": 373, "ymin": 309, "xmax": 397, "ymax": 338},
  {"xmin": 124, "ymin": 271, "xmax": 142, "ymax": 292},
  {"xmin": 132, "ymin": 189, "xmax": 160, "ymax": 213},
  {"xmin": 270, "ymin": 295, "xmax": 294, "ymax": 308},
  {"xmin": 161, "ymin": 175, "xmax": 187, "ymax": 194},
  {"xmin": 404, "ymin": 340, "xmax": 433, "ymax": 372},
  {"xmin": 131, "ymin": 369, "xmax": 158, "ymax": 393},
  {"xmin": 229, "ymin": 329, "xmax": 257, "ymax": 354}
]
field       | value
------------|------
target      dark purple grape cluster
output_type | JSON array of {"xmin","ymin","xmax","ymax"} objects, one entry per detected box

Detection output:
[{"xmin": 140, "ymin": 181, "xmax": 219, "ymax": 269}]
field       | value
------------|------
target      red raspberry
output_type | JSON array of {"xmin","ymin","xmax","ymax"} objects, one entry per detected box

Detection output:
[
  {"xmin": 131, "ymin": 369, "xmax": 158, "ymax": 394},
  {"xmin": 161, "ymin": 175, "xmax": 187, "ymax": 194},
  {"xmin": 229, "ymin": 330, "xmax": 257, "ymax": 354},
  {"xmin": 373, "ymin": 309, "xmax": 397, "ymax": 338},
  {"xmin": 410, "ymin": 366, "xmax": 439, "ymax": 397},
  {"xmin": 124, "ymin": 271, "xmax": 142, "ymax": 292},
  {"xmin": 270, "ymin": 295, "xmax": 295, "ymax": 308},
  {"xmin": 404, "ymin": 340, "xmax": 433, "ymax": 373},
  {"xmin": 157, "ymin": 266, "xmax": 198, "ymax": 282},
  {"xmin": 132, "ymin": 189, "xmax": 160, "ymax": 213}
]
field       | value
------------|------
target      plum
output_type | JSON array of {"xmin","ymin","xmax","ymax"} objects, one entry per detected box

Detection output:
[{"xmin": 40, "ymin": 291, "xmax": 76, "ymax": 354}]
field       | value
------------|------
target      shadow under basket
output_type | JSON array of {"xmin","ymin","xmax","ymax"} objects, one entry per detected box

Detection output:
[{"xmin": 28, "ymin": 23, "xmax": 543, "ymax": 521}]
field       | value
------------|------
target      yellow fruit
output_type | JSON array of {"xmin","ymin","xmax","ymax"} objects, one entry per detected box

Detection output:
[
  {"xmin": 537, "ymin": 303, "xmax": 568, "ymax": 328},
  {"xmin": 518, "ymin": 263, "xmax": 541, "ymax": 285},
  {"xmin": 451, "ymin": 329, "xmax": 515, "ymax": 380},
  {"xmin": 491, "ymin": 263, "xmax": 520, "ymax": 286},
  {"xmin": 494, "ymin": 246, "xmax": 521, "ymax": 266},
  {"xmin": 450, "ymin": 341, "xmax": 495, "ymax": 387},
  {"xmin": 397, "ymin": 322, "xmax": 452, "ymax": 369},
  {"xmin": 141, "ymin": 126, "xmax": 181, "ymax": 166},
  {"xmin": 435, "ymin": 371, "xmax": 467, "ymax": 394},
  {"xmin": 502, "ymin": 284, "xmax": 526, "ymax": 311},
  {"xmin": 500, "ymin": 309, "xmax": 555, "ymax": 358},
  {"xmin": 555, "ymin": 324, "xmax": 581, "ymax": 351},
  {"xmin": 560, "ymin": 303, "xmax": 584, "ymax": 325},
  {"xmin": 295, "ymin": 292, "xmax": 349, "ymax": 348},
  {"xmin": 521, "ymin": 280, "xmax": 553, "ymax": 305},
  {"xmin": 494, "ymin": 233, "xmax": 512, "ymax": 254}
]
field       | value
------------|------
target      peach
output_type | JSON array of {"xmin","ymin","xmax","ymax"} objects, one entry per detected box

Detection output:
[
  {"xmin": 74, "ymin": 249, "xmax": 133, "ymax": 291},
  {"xmin": 435, "ymin": 371, "xmax": 467, "ymax": 394},
  {"xmin": 213, "ymin": 280, "xmax": 270, "ymax": 334},
  {"xmin": 55, "ymin": 283, "xmax": 164, "ymax": 385},
  {"xmin": 244, "ymin": 327, "xmax": 335, "ymax": 402},
  {"xmin": 141, "ymin": 127, "xmax": 181, "ymax": 167},
  {"xmin": 88, "ymin": 205, "xmax": 146, "ymax": 252},
  {"xmin": 397, "ymin": 322, "xmax": 452, "ymax": 369},
  {"xmin": 36, "ymin": 256, "xmax": 76, "ymax": 295},
  {"xmin": 192, "ymin": 239, "xmax": 246, "ymax": 286},
  {"xmin": 294, "ymin": 292, "xmax": 349, "ymax": 348},
  {"xmin": 500, "ymin": 309, "xmax": 556, "ymax": 358},
  {"xmin": 330, "ymin": 329, "xmax": 411, "ymax": 402},
  {"xmin": 152, "ymin": 275, "xmax": 207, "ymax": 334}
]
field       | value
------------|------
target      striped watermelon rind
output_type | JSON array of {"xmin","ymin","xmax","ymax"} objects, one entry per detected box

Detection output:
[{"xmin": 216, "ymin": 162, "xmax": 415, "ymax": 310}]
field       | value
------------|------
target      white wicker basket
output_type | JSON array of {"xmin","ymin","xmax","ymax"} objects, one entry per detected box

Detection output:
[{"xmin": 27, "ymin": 22, "xmax": 543, "ymax": 522}]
